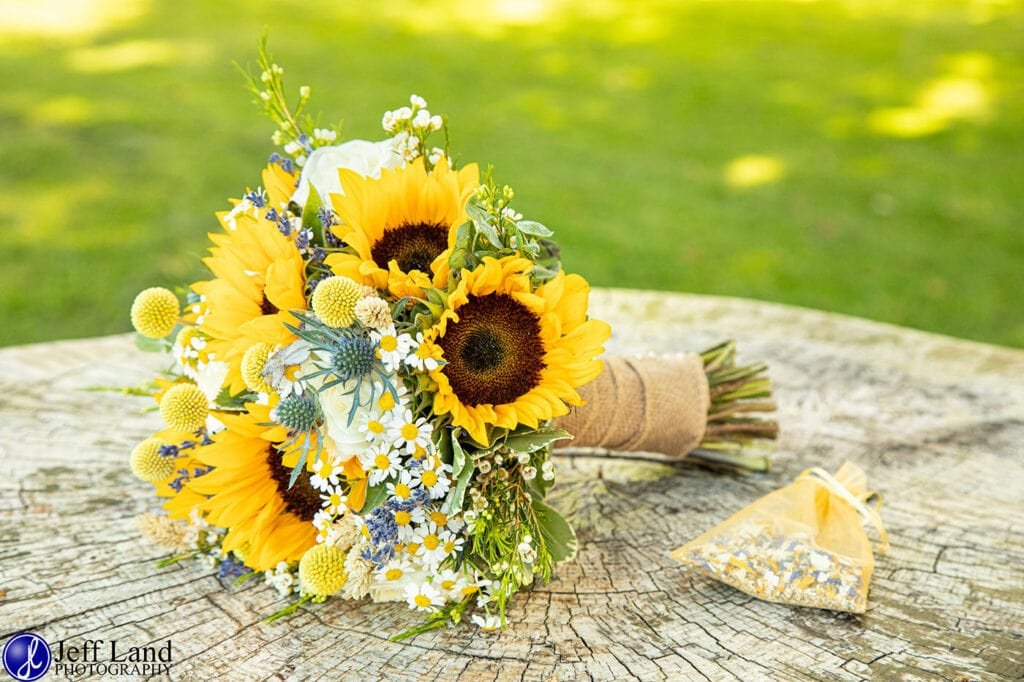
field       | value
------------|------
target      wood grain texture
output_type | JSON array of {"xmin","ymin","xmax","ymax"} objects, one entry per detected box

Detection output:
[{"xmin": 1, "ymin": 290, "xmax": 1022, "ymax": 681}]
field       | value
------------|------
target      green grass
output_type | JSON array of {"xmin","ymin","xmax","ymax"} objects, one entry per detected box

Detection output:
[{"xmin": 1, "ymin": 0, "xmax": 1022, "ymax": 347}]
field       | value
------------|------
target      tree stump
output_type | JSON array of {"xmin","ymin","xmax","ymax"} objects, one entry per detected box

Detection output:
[{"xmin": 1, "ymin": 290, "xmax": 1022, "ymax": 681}]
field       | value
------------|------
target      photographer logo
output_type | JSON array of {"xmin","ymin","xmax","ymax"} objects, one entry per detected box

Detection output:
[{"xmin": 2, "ymin": 632, "xmax": 51, "ymax": 682}]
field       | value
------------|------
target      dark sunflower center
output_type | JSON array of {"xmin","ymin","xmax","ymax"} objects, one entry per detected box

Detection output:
[
  {"xmin": 265, "ymin": 446, "xmax": 320, "ymax": 522},
  {"xmin": 260, "ymin": 292, "xmax": 278, "ymax": 315},
  {"xmin": 436, "ymin": 293, "xmax": 546, "ymax": 407},
  {"xmin": 370, "ymin": 222, "xmax": 449, "ymax": 274}
]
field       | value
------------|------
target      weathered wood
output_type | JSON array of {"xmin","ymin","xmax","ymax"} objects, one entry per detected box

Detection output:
[{"xmin": 1, "ymin": 289, "xmax": 1022, "ymax": 681}]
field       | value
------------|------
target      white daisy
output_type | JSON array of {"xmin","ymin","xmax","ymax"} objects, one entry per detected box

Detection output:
[
  {"xmin": 376, "ymin": 558, "xmax": 413, "ymax": 584},
  {"xmin": 367, "ymin": 447, "xmax": 401, "ymax": 485},
  {"xmin": 404, "ymin": 332, "xmax": 440, "ymax": 372},
  {"xmin": 387, "ymin": 408, "xmax": 433, "ymax": 454},
  {"xmin": 405, "ymin": 582, "xmax": 443, "ymax": 612},
  {"xmin": 386, "ymin": 471, "xmax": 418, "ymax": 502},
  {"xmin": 413, "ymin": 526, "xmax": 451, "ymax": 565},
  {"xmin": 413, "ymin": 462, "xmax": 452, "ymax": 500},
  {"xmin": 372, "ymin": 327, "xmax": 413, "ymax": 373},
  {"xmin": 391, "ymin": 505, "xmax": 426, "ymax": 543},
  {"xmin": 357, "ymin": 412, "xmax": 390, "ymax": 445},
  {"xmin": 309, "ymin": 455, "xmax": 342, "ymax": 492},
  {"xmin": 471, "ymin": 613, "xmax": 502, "ymax": 631},
  {"xmin": 440, "ymin": 532, "xmax": 465, "ymax": 558},
  {"xmin": 320, "ymin": 487, "xmax": 348, "ymax": 516},
  {"xmin": 434, "ymin": 568, "xmax": 468, "ymax": 600}
]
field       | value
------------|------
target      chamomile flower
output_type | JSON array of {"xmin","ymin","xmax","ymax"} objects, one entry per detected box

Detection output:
[
  {"xmin": 404, "ymin": 332, "xmax": 441, "ymax": 372},
  {"xmin": 386, "ymin": 471, "xmax": 417, "ymax": 502},
  {"xmin": 313, "ymin": 510, "xmax": 334, "ymax": 535},
  {"xmin": 391, "ymin": 505, "xmax": 426, "ymax": 543},
  {"xmin": 413, "ymin": 462, "xmax": 452, "ymax": 500},
  {"xmin": 426, "ymin": 509, "xmax": 465, "ymax": 534},
  {"xmin": 435, "ymin": 568, "xmax": 468, "ymax": 600},
  {"xmin": 377, "ymin": 558, "xmax": 413, "ymax": 584},
  {"xmin": 309, "ymin": 456, "xmax": 342, "ymax": 492},
  {"xmin": 471, "ymin": 613, "xmax": 502, "ymax": 631},
  {"xmin": 405, "ymin": 583, "xmax": 443, "ymax": 612},
  {"xmin": 320, "ymin": 487, "xmax": 348, "ymax": 516},
  {"xmin": 413, "ymin": 526, "xmax": 451, "ymax": 565},
  {"xmin": 440, "ymin": 532, "xmax": 465, "ymax": 559},
  {"xmin": 357, "ymin": 412, "xmax": 390, "ymax": 445},
  {"xmin": 372, "ymin": 327, "xmax": 412, "ymax": 372},
  {"xmin": 388, "ymin": 408, "xmax": 433, "ymax": 454},
  {"xmin": 367, "ymin": 447, "xmax": 401, "ymax": 485}
]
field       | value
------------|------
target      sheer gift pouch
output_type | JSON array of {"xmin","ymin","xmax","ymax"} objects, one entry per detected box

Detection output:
[{"xmin": 671, "ymin": 462, "xmax": 887, "ymax": 613}]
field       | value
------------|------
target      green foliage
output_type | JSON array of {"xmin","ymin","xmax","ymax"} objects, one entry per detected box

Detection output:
[
  {"xmin": 359, "ymin": 481, "xmax": 389, "ymax": 514},
  {"xmin": 501, "ymin": 426, "xmax": 573, "ymax": 454},
  {"xmin": 531, "ymin": 498, "xmax": 577, "ymax": 563},
  {"xmin": 442, "ymin": 434, "xmax": 473, "ymax": 514},
  {"xmin": 448, "ymin": 171, "xmax": 562, "ymax": 282}
]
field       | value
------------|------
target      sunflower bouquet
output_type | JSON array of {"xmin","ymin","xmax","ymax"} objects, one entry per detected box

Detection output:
[{"xmin": 126, "ymin": 42, "xmax": 778, "ymax": 637}]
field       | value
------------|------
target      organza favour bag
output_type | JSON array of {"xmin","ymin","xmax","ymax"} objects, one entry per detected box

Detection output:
[{"xmin": 671, "ymin": 462, "xmax": 887, "ymax": 613}]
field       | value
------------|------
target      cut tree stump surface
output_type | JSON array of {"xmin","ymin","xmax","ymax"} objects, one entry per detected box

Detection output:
[{"xmin": 1, "ymin": 289, "xmax": 1022, "ymax": 681}]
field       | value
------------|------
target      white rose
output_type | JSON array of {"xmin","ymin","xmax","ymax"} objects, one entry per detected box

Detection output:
[{"xmin": 291, "ymin": 139, "xmax": 402, "ymax": 208}]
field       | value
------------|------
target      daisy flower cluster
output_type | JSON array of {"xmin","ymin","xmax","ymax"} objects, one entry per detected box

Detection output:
[{"xmin": 125, "ymin": 41, "xmax": 611, "ymax": 639}]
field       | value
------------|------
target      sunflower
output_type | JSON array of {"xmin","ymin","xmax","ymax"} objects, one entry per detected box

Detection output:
[
  {"xmin": 324, "ymin": 158, "xmax": 479, "ymax": 298},
  {"xmin": 262, "ymin": 161, "xmax": 299, "ymax": 208},
  {"xmin": 192, "ymin": 209, "xmax": 307, "ymax": 394},
  {"xmin": 424, "ymin": 256, "xmax": 610, "ymax": 445},
  {"xmin": 186, "ymin": 403, "xmax": 321, "ymax": 571}
]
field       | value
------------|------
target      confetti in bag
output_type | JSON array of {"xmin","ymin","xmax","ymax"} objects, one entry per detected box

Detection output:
[{"xmin": 671, "ymin": 462, "xmax": 888, "ymax": 613}]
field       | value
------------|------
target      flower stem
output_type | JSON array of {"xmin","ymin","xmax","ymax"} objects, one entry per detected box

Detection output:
[{"xmin": 693, "ymin": 340, "xmax": 778, "ymax": 472}]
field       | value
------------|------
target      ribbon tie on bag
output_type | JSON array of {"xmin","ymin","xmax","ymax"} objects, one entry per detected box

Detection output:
[{"xmin": 796, "ymin": 466, "xmax": 889, "ymax": 555}]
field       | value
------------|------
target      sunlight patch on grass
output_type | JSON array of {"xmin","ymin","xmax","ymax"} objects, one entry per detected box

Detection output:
[
  {"xmin": 869, "ymin": 52, "xmax": 994, "ymax": 138},
  {"xmin": 4, "ymin": 178, "xmax": 111, "ymax": 244},
  {"xmin": 724, "ymin": 155, "xmax": 786, "ymax": 189},
  {"xmin": 67, "ymin": 39, "xmax": 177, "ymax": 73},
  {"xmin": 348, "ymin": 0, "xmax": 671, "ymax": 41},
  {"xmin": 29, "ymin": 96, "xmax": 95, "ymax": 125},
  {"xmin": 0, "ymin": 0, "xmax": 146, "ymax": 39}
]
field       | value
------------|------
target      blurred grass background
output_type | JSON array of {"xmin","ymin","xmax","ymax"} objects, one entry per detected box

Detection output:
[{"xmin": 1, "ymin": 0, "xmax": 1022, "ymax": 347}]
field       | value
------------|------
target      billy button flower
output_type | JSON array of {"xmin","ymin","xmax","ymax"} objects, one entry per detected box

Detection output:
[
  {"xmin": 241, "ymin": 341, "xmax": 276, "ymax": 394},
  {"xmin": 298, "ymin": 543, "xmax": 348, "ymax": 597},
  {"xmin": 311, "ymin": 275, "xmax": 361, "ymax": 328},
  {"xmin": 131, "ymin": 287, "xmax": 180, "ymax": 339},
  {"xmin": 159, "ymin": 383, "xmax": 209, "ymax": 432},
  {"xmin": 130, "ymin": 437, "xmax": 175, "ymax": 483}
]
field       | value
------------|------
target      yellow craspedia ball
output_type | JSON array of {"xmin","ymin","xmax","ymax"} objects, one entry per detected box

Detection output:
[
  {"xmin": 131, "ymin": 287, "xmax": 180, "ymax": 339},
  {"xmin": 311, "ymin": 276, "xmax": 361, "ymax": 328},
  {"xmin": 241, "ymin": 342, "xmax": 275, "ymax": 394},
  {"xmin": 298, "ymin": 543, "xmax": 348, "ymax": 597},
  {"xmin": 159, "ymin": 383, "xmax": 208, "ymax": 432},
  {"xmin": 130, "ymin": 438, "xmax": 174, "ymax": 483}
]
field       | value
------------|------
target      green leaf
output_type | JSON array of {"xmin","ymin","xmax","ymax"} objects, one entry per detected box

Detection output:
[
  {"xmin": 302, "ymin": 183, "xmax": 325, "ymax": 246},
  {"xmin": 134, "ymin": 333, "xmax": 169, "ymax": 353},
  {"xmin": 466, "ymin": 202, "xmax": 502, "ymax": 248},
  {"xmin": 360, "ymin": 482, "xmax": 389, "ymax": 514},
  {"xmin": 503, "ymin": 427, "xmax": 573, "ymax": 454},
  {"xmin": 216, "ymin": 386, "xmax": 257, "ymax": 410},
  {"xmin": 532, "ymin": 499, "xmax": 577, "ymax": 563},
  {"xmin": 442, "ymin": 436, "xmax": 474, "ymax": 514},
  {"xmin": 516, "ymin": 220, "xmax": 553, "ymax": 238}
]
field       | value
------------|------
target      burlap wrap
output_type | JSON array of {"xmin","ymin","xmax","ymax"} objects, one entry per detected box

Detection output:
[{"xmin": 553, "ymin": 354, "xmax": 711, "ymax": 461}]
